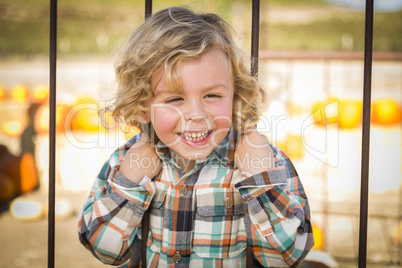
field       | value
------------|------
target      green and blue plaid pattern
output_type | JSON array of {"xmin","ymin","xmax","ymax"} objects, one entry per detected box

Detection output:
[{"xmin": 78, "ymin": 129, "xmax": 314, "ymax": 267}]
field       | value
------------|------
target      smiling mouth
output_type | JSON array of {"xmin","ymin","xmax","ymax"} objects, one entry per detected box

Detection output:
[{"xmin": 179, "ymin": 130, "xmax": 211, "ymax": 142}]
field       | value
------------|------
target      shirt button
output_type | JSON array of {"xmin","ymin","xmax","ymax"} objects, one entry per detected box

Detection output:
[
  {"xmin": 224, "ymin": 198, "xmax": 233, "ymax": 209},
  {"xmin": 172, "ymin": 252, "xmax": 182, "ymax": 262},
  {"xmin": 179, "ymin": 186, "xmax": 188, "ymax": 195}
]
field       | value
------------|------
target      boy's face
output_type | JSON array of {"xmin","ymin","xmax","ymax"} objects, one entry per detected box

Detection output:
[{"xmin": 148, "ymin": 47, "xmax": 234, "ymax": 162}]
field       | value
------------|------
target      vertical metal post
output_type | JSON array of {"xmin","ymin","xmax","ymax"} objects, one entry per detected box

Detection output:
[
  {"xmin": 141, "ymin": 4, "xmax": 152, "ymax": 267},
  {"xmin": 48, "ymin": 0, "xmax": 57, "ymax": 267},
  {"xmin": 359, "ymin": 0, "xmax": 374, "ymax": 267},
  {"xmin": 251, "ymin": 0, "xmax": 260, "ymax": 77},
  {"xmin": 145, "ymin": 0, "xmax": 152, "ymax": 19},
  {"xmin": 247, "ymin": 1, "xmax": 260, "ymax": 266}
]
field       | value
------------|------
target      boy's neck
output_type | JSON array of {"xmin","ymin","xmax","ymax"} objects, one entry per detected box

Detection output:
[{"xmin": 170, "ymin": 150, "xmax": 196, "ymax": 174}]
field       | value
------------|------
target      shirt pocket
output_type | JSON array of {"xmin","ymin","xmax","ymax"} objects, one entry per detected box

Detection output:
[
  {"xmin": 147, "ymin": 181, "xmax": 167, "ymax": 253},
  {"xmin": 193, "ymin": 187, "xmax": 248, "ymax": 259}
]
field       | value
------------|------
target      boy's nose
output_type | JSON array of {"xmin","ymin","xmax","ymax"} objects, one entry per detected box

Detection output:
[
  {"xmin": 184, "ymin": 102, "xmax": 207, "ymax": 121},
  {"xmin": 186, "ymin": 113, "xmax": 206, "ymax": 121}
]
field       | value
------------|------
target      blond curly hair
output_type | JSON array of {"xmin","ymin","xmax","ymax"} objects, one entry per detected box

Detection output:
[{"xmin": 112, "ymin": 6, "xmax": 267, "ymax": 137}]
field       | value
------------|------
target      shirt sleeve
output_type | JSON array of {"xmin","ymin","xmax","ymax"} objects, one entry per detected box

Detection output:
[
  {"xmin": 235, "ymin": 144, "xmax": 314, "ymax": 267},
  {"xmin": 77, "ymin": 136, "xmax": 155, "ymax": 265}
]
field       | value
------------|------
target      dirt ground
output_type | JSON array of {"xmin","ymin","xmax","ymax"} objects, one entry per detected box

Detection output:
[{"xmin": 0, "ymin": 190, "xmax": 114, "ymax": 268}]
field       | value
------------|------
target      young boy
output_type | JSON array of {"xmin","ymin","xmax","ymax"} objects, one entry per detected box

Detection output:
[{"xmin": 78, "ymin": 6, "xmax": 314, "ymax": 267}]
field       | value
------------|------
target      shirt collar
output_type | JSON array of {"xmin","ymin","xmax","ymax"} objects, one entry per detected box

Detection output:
[{"xmin": 155, "ymin": 127, "xmax": 240, "ymax": 169}]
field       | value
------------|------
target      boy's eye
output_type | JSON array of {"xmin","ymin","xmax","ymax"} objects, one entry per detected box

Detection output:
[
  {"xmin": 204, "ymin": 94, "xmax": 221, "ymax": 99},
  {"xmin": 164, "ymin": 97, "xmax": 183, "ymax": 104}
]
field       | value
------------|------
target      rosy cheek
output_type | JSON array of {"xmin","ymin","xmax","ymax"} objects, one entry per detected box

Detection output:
[
  {"xmin": 212, "ymin": 102, "xmax": 233, "ymax": 126},
  {"xmin": 151, "ymin": 105, "xmax": 182, "ymax": 134},
  {"xmin": 213, "ymin": 114, "xmax": 232, "ymax": 128}
]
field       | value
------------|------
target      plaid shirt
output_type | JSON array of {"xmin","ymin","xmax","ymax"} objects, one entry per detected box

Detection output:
[{"xmin": 78, "ymin": 128, "xmax": 314, "ymax": 267}]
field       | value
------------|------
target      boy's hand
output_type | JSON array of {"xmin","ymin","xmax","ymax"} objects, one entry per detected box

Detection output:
[
  {"xmin": 119, "ymin": 134, "xmax": 162, "ymax": 184},
  {"xmin": 235, "ymin": 129, "xmax": 275, "ymax": 175}
]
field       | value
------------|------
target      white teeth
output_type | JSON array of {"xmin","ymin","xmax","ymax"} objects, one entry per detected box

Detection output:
[{"xmin": 180, "ymin": 130, "xmax": 210, "ymax": 142}]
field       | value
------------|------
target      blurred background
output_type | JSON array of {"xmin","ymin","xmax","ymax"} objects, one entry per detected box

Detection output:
[{"xmin": 0, "ymin": 0, "xmax": 401, "ymax": 267}]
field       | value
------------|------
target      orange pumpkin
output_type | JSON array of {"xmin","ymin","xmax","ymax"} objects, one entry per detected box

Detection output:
[
  {"xmin": 0, "ymin": 85, "xmax": 6, "ymax": 101},
  {"xmin": 371, "ymin": 99, "xmax": 402, "ymax": 126},
  {"xmin": 69, "ymin": 97, "xmax": 101, "ymax": 132},
  {"xmin": 32, "ymin": 85, "xmax": 49, "ymax": 103},
  {"xmin": 34, "ymin": 103, "xmax": 71, "ymax": 134},
  {"xmin": 1, "ymin": 121, "xmax": 24, "ymax": 137},
  {"xmin": 274, "ymin": 135, "xmax": 304, "ymax": 160},
  {"xmin": 70, "ymin": 104, "xmax": 100, "ymax": 132},
  {"xmin": 312, "ymin": 98, "xmax": 362, "ymax": 129},
  {"xmin": 11, "ymin": 84, "xmax": 29, "ymax": 103},
  {"xmin": 338, "ymin": 99, "xmax": 362, "ymax": 129},
  {"xmin": 312, "ymin": 225, "xmax": 324, "ymax": 250},
  {"xmin": 19, "ymin": 152, "xmax": 39, "ymax": 194},
  {"xmin": 311, "ymin": 98, "xmax": 338, "ymax": 127},
  {"xmin": 0, "ymin": 146, "xmax": 39, "ymax": 196},
  {"xmin": 285, "ymin": 135, "xmax": 304, "ymax": 159}
]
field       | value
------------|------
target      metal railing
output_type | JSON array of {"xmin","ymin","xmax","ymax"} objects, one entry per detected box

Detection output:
[
  {"xmin": 48, "ymin": 0, "xmax": 57, "ymax": 267},
  {"xmin": 359, "ymin": 1, "xmax": 374, "ymax": 267},
  {"xmin": 46, "ymin": 0, "xmax": 374, "ymax": 267}
]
